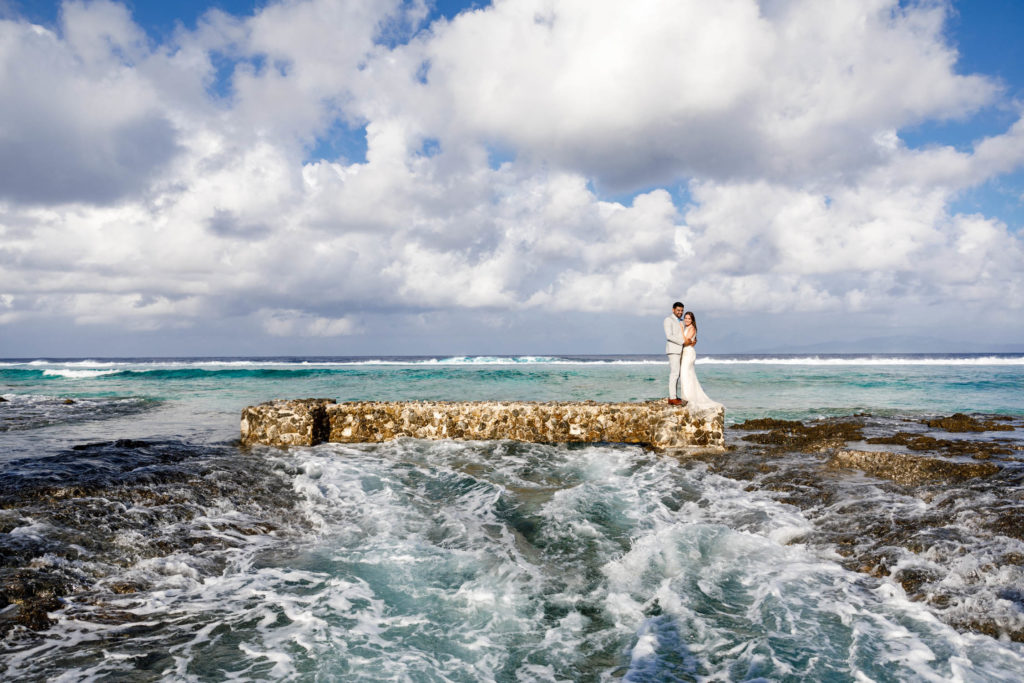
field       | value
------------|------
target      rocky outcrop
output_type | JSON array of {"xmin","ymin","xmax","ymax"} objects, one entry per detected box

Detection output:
[
  {"xmin": 923, "ymin": 413, "xmax": 1015, "ymax": 433},
  {"xmin": 240, "ymin": 399, "xmax": 725, "ymax": 451},
  {"xmin": 734, "ymin": 418, "xmax": 864, "ymax": 452},
  {"xmin": 827, "ymin": 449, "xmax": 999, "ymax": 485},
  {"xmin": 239, "ymin": 398, "xmax": 332, "ymax": 447}
]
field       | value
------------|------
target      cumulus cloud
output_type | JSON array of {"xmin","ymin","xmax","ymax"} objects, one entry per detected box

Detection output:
[
  {"xmin": 0, "ymin": 0, "xmax": 1022, "ymax": 353},
  {"xmin": 0, "ymin": 2, "xmax": 181, "ymax": 204},
  {"xmin": 417, "ymin": 0, "xmax": 998, "ymax": 188}
]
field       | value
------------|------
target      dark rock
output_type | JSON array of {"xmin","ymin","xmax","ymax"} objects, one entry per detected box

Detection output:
[
  {"xmin": 866, "ymin": 432, "xmax": 1014, "ymax": 457},
  {"xmin": 0, "ymin": 569, "xmax": 71, "ymax": 631},
  {"xmin": 976, "ymin": 508, "xmax": 1024, "ymax": 541},
  {"xmin": 738, "ymin": 419, "xmax": 863, "ymax": 452},
  {"xmin": 925, "ymin": 413, "xmax": 1015, "ymax": 432},
  {"xmin": 1002, "ymin": 552, "xmax": 1024, "ymax": 565},
  {"xmin": 733, "ymin": 418, "xmax": 806, "ymax": 430},
  {"xmin": 949, "ymin": 616, "xmax": 1024, "ymax": 644},
  {"xmin": 893, "ymin": 567, "xmax": 941, "ymax": 595},
  {"xmin": 698, "ymin": 414, "xmax": 1023, "ymax": 646},
  {"xmin": 827, "ymin": 450, "xmax": 999, "ymax": 485},
  {"xmin": 72, "ymin": 439, "xmax": 151, "ymax": 451},
  {"xmin": 108, "ymin": 580, "xmax": 148, "ymax": 594},
  {"xmin": 130, "ymin": 651, "xmax": 173, "ymax": 671}
]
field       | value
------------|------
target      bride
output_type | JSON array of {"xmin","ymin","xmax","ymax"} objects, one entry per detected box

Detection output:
[{"xmin": 680, "ymin": 312, "xmax": 722, "ymax": 413}]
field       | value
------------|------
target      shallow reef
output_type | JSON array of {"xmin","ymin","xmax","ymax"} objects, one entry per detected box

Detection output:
[{"xmin": 705, "ymin": 412, "xmax": 1024, "ymax": 642}]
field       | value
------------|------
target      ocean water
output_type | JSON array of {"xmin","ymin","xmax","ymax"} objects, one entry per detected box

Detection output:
[{"xmin": 2, "ymin": 354, "xmax": 1023, "ymax": 681}]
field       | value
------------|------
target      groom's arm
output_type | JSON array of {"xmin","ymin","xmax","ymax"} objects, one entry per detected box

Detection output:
[{"xmin": 664, "ymin": 317, "xmax": 685, "ymax": 345}]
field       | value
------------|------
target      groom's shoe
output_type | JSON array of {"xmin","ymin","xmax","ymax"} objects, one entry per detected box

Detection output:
[{"xmin": 667, "ymin": 398, "xmax": 683, "ymax": 405}]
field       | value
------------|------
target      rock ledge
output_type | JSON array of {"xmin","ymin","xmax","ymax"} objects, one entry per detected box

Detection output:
[{"xmin": 241, "ymin": 399, "xmax": 724, "ymax": 451}]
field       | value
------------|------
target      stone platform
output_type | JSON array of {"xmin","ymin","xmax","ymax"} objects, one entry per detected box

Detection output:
[{"xmin": 240, "ymin": 399, "xmax": 725, "ymax": 451}]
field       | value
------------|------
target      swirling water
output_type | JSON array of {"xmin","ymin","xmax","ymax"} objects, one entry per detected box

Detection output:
[{"xmin": 1, "ymin": 355, "xmax": 1023, "ymax": 681}]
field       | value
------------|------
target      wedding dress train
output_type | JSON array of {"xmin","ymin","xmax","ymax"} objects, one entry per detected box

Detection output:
[{"xmin": 680, "ymin": 345, "xmax": 722, "ymax": 415}]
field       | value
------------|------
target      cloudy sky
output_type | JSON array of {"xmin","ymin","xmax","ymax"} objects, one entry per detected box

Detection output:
[{"xmin": 1, "ymin": 0, "xmax": 1023, "ymax": 356}]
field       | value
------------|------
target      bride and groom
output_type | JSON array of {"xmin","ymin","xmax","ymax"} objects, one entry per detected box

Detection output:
[{"xmin": 663, "ymin": 301, "xmax": 719, "ymax": 410}]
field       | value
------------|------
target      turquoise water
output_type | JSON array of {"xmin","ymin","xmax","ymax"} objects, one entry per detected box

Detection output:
[
  {"xmin": 3, "ymin": 355, "xmax": 1022, "ymax": 442},
  {"xmin": 2, "ymin": 355, "xmax": 1023, "ymax": 681}
]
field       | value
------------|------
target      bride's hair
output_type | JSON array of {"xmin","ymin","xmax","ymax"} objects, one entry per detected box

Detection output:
[{"xmin": 685, "ymin": 312, "xmax": 696, "ymax": 331}]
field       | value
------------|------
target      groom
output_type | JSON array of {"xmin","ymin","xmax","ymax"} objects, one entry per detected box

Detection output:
[{"xmin": 663, "ymin": 301, "xmax": 686, "ymax": 405}]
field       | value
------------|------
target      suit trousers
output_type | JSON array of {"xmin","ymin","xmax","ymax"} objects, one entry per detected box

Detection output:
[{"xmin": 667, "ymin": 352, "xmax": 683, "ymax": 399}]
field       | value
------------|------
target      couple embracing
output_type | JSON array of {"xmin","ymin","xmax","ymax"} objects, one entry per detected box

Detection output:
[{"xmin": 663, "ymin": 301, "xmax": 720, "ymax": 411}]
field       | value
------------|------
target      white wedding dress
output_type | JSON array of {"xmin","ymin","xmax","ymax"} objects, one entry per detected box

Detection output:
[{"xmin": 680, "ymin": 344, "xmax": 722, "ymax": 415}]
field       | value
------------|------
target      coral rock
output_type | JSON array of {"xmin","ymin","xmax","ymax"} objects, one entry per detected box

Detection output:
[
  {"xmin": 241, "ymin": 399, "xmax": 724, "ymax": 451},
  {"xmin": 827, "ymin": 449, "xmax": 999, "ymax": 485}
]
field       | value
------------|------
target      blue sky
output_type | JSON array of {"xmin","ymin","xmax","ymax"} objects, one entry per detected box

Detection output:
[
  {"xmin": 905, "ymin": 1, "xmax": 1024, "ymax": 230},
  {"xmin": 1, "ymin": 0, "xmax": 1023, "ymax": 355},
  {"xmin": 12, "ymin": 1, "xmax": 483, "ymax": 35}
]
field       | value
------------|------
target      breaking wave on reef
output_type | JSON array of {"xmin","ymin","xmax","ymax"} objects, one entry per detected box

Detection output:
[{"xmin": 3, "ymin": 354, "xmax": 1024, "ymax": 376}]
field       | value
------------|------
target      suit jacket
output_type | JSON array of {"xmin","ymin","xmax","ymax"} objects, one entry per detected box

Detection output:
[{"xmin": 664, "ymin": 315, "xmax": 685, "ymax": 354}]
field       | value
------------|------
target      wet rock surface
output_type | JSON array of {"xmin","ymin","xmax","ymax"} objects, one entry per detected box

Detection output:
[
  {"xmin": 0, "ymin": 440, "xmax": 305, "ymax": 638},
  {"xmin": 864, "ymin": 431, "xmax": 1016, "ymax": 458},
  {"xmin": 734, "ymin": 418, "xmax": 864, "ymax": 451},
  {"xmin": 0, "ymin": 571, "xmax": 70, "ymax": 632},
  {"xmin": 0, "ymin": 395, "xmax": 154, "ymax": 432},
  {"xmin": 924, "ymin": 413, "xmax": 1016, "ymax": 432},
  {"xmin": 707, "ymin": 412, "xmax": 1024, "ymax": 642},
  {"xmin": 241, "ymin": 399, "xmax": 726, "ymax": 450},
  {"xmin": 827, "ymin": 449, "xmax": 1000, "ymax": 484}
]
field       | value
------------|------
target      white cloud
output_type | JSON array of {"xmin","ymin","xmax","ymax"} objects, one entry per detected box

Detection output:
[
  {"xmin": 679, "ymin": 170, "xmax": 1024, "ymax": 313},
  {"xmin": 417, "ymin": 0, "xmax": 998, "ymax": 188},
  {"xmin": 0, "ymin": 5, "xmax": 179, "ymax": 204},
  {"xmin": 0, "ymin": 0, "xmax": 1022, "ymax": 352},
  {"xmin": 60, "ymin": 0, "xmax": 149, "ymax": 67},
  {"xmin": 258, "ymin": 308, "xmax": 359, "ymax": 337}
]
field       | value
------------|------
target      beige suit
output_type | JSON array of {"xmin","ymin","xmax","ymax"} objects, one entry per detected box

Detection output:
[{"xmin": 664, "ymin": 315, "xmax": 685, "ymax": 399}]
